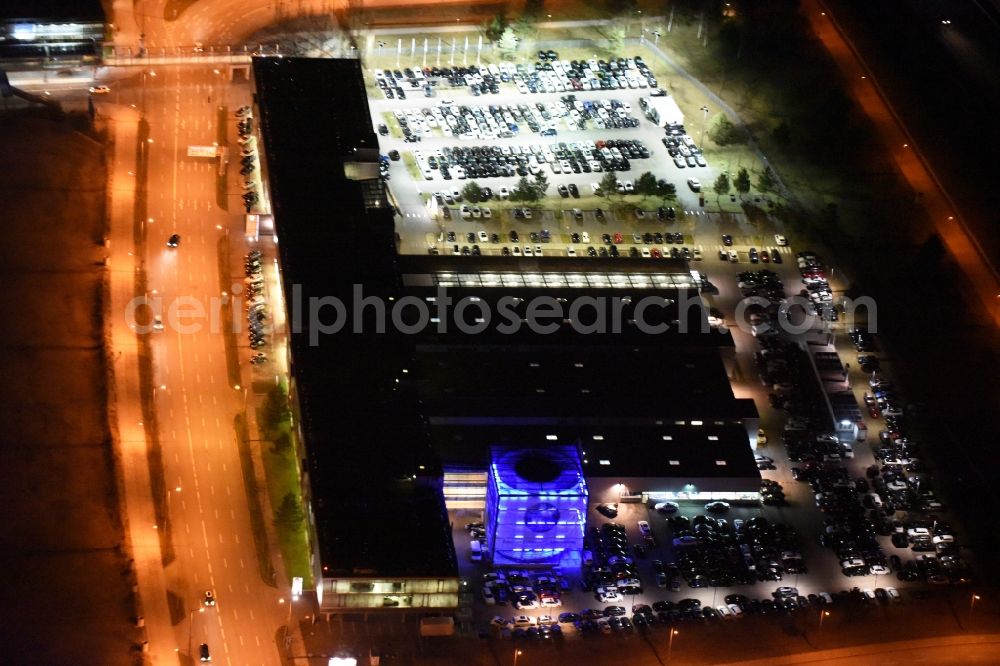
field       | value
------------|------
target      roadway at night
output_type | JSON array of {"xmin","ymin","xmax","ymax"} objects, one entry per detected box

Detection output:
[{"xmin": 101, "ymin": 62, "xmax": 286, "ymax": 664}]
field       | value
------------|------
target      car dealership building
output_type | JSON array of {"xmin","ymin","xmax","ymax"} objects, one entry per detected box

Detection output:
[{"xmin": 253, "ymin": 56, "xmax": 760, "ymax": 613}]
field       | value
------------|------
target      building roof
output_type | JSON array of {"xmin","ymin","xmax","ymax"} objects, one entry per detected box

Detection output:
[
  {"xmin": 254, "ymin": 57, "xmax": 456, "ymax": 578},
  {"xmin": 432, "ymin": 424, "xmax": 759, "ymax": 481},
  {"xmin": 255, "ymin": 57, "xmax": 759, "ymax": 579}
]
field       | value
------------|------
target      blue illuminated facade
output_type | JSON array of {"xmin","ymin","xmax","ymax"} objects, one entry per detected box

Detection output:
[{"xmin": 485, "ymin": 445, "xmax": 587, "ymax": 567}]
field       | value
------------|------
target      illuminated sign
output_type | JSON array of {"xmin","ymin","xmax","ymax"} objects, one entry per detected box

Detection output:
[{"xmin": 485, "ymin": 446, "xmax": 587, "ymax": 565}]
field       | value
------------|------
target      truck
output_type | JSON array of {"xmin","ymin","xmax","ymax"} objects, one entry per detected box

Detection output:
[{"xmin": 638, "ymin": 95, "xmax": 684, "ymax": 128}]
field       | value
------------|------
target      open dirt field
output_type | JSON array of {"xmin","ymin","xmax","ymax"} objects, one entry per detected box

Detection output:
[{"xmin": 0, "ymin": 113, "xmax": 139, "ymax": 665}]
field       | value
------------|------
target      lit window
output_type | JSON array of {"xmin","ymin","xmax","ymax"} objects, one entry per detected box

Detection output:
[
  {"xmin": 707, "ymin": 435, "xmax": 719, "ymax": 441},
  {"xmin": 668, "ymin": 460, "xmax": 680, "ymax": 465},
  {"xmin": 675, "ymin": 420, "xmax": 685, "ymax": 425},
  {"xmin": 530, "ymin": 362, "xmax": 540, "ymax": 367},
  {"xmin": 599, "ymin": 460, "xmax": 611, "ymax": 466},
  {"xmin": 546, "ymin": 435, "xmax": 558, "ymax": 441},
  {"xmin": 691, "ymin": 420, "xmax": 703, "ymax": 426},
  {"xmin": 593, "ymin": 435, "xmax": 604, "ymax": 440},
  {"xmin": 715, "ymin": 460, "xmax": 727, "ymax": 466},
  {"xmin": 662, "ymin": 435, "xmax": 673, "ymax": 441}
]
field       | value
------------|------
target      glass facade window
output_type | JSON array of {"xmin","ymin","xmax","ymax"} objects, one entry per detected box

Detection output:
[
  {"xmin": 485, "ymin": 446, "xmax": 587, "ymax": 567},
  {"xmin": 431, "ymin": 272, "xmax": 698, "ymax": 289}
]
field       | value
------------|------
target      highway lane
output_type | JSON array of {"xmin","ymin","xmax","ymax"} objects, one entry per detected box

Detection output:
[
  {"xmin": 805, "ymin": 0, "xmax": 1000, "ymax": 328},
  {"xmin": 106, "ymin": 64, "xmax": 285, "ymax": 665}
]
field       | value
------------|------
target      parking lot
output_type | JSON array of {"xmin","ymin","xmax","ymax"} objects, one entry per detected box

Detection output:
[
  {"xmin": 368, "ymin": 52, "xmax": 725, "ymax": 256},
  {"xmin": 368, "ymin": 46, "xmax": 970, "ymax": 650}
]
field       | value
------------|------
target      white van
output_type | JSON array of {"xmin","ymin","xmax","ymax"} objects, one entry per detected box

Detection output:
[{"xmin": 469, "ymin": 540, "xmax": 482, "ymax": 562}]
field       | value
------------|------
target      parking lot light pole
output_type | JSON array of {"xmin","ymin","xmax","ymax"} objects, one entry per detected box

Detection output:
[
  {"xmin": 513, "ymin": 648, "xmax": 523, "ymax": 666},
  {"xmin": 699, "ymin": 106, "xmax": 710, "ymax": 149},
  {"xmin": 818, "ymin": 610, "xmax": 830, "ymax": 633},
  {"xmin": 667, "ymin": 628, "xmax": 678, "ymax": 661},
  {"xmin": 969, "ymin": 594, "xmax": 981, "ymax": 620}
]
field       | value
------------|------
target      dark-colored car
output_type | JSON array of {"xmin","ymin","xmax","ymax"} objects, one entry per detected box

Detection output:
[{"xmin": 167, "ymin": 234, "xmax": 181, "ymax": 247}]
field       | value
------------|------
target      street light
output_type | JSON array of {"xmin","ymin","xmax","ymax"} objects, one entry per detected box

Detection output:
[
  {"xmin": 970, "ymin": 593, "xmax": 981, "ymax": 620},
  {"xmin": 513, "ymin": 648, "xmax": 523, "ymax": 666},
  {"xmin": 187, "ymin": 607, "xmax": 205, "ymax": 658},
  {"xmin": 699, "ymin": 106, "xmax": 711, "ymax": 148},
  {"xmin": 667, "ymin": 628, "xmax": 678, "ymax": 661},
  {"xmin": 818, "ymin": 610, "xmax": 830, "ymax": 632}
]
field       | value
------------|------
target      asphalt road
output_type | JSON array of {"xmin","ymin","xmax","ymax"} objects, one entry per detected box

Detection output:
[{"xmin": 96, "ymin": 64, "xmax": 285, "ymax": 665}]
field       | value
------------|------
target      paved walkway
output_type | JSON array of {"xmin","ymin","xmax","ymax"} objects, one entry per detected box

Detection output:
[{"xmin": 106, "ymin": 104, "xmax": 174, "ymax": 663}]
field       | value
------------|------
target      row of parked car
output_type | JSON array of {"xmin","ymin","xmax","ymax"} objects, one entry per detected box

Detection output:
[
  {"xmin": 411, "ymin": 138, "xmax": 651, "ymax": 182},
  {"xmin": 489, "ymin": 582, "xmax": 906, "ymax": 640},
  {"xmin": 512, "ymin": 54, "xmax": 659, "ymax": 95},
  {"xmin": 244, "ymin": 251, "xmax": 268, "ymax": 352}
]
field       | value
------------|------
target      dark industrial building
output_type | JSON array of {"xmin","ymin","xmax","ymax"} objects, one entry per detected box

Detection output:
[{"xmin": 252, "ymin": 57, "xmax": 759, "ymax": 611}]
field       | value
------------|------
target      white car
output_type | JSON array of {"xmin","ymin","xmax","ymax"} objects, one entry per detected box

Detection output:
[
  {"xmin": 590, "ymin": 182, "xmax": 602, "ymax": 194},
  {"xmin": 482, "ymin": 207, "xmax": 493, "ymax": 219},
  {"xmin": 88, "ymin": 85, "xmax": 111, "ymax": 94},
  {"xmin": 581, "ymin": 231, "xmax": 591, "ymax": 243},
  {"xmin": 687, "ymin": 178, "xmax": 702, "ymax": 192},
  {"xmin": 567, "ymin": 246, "xmax": 576, "ymax": 256},
  {"xmin": 511, "ymin": 615, "xmax": 534, "ymax": 627},
  {"xmin": 654, "ymin": 501, "xmax": 679, "ymax": 514},
  {"xmin": 478, "ymin": 231, "xmax": 489, "ymax": 243},
  {"xmin": 774, "ymin": 234, "xmax": 788, "ymax": 246}
]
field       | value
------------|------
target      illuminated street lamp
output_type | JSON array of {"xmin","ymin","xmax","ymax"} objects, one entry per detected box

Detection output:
[
  {"xmin": 513, "ymin": 648, "xmax": 523, "ymax": 666},
  {"xmin": 699, "ymin": 106, "xmax": 710, "ymax": 148},
  {"xmin": 970, "ymin": 593, "xmax": 981, "ymax": 620},
  {"xmin": 667, "ymin": 628, "xmax": 678, "ymax": 661},
  {"xmin": 818, "ymin": 610, "xmax": 830, "ymax": 632}
]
